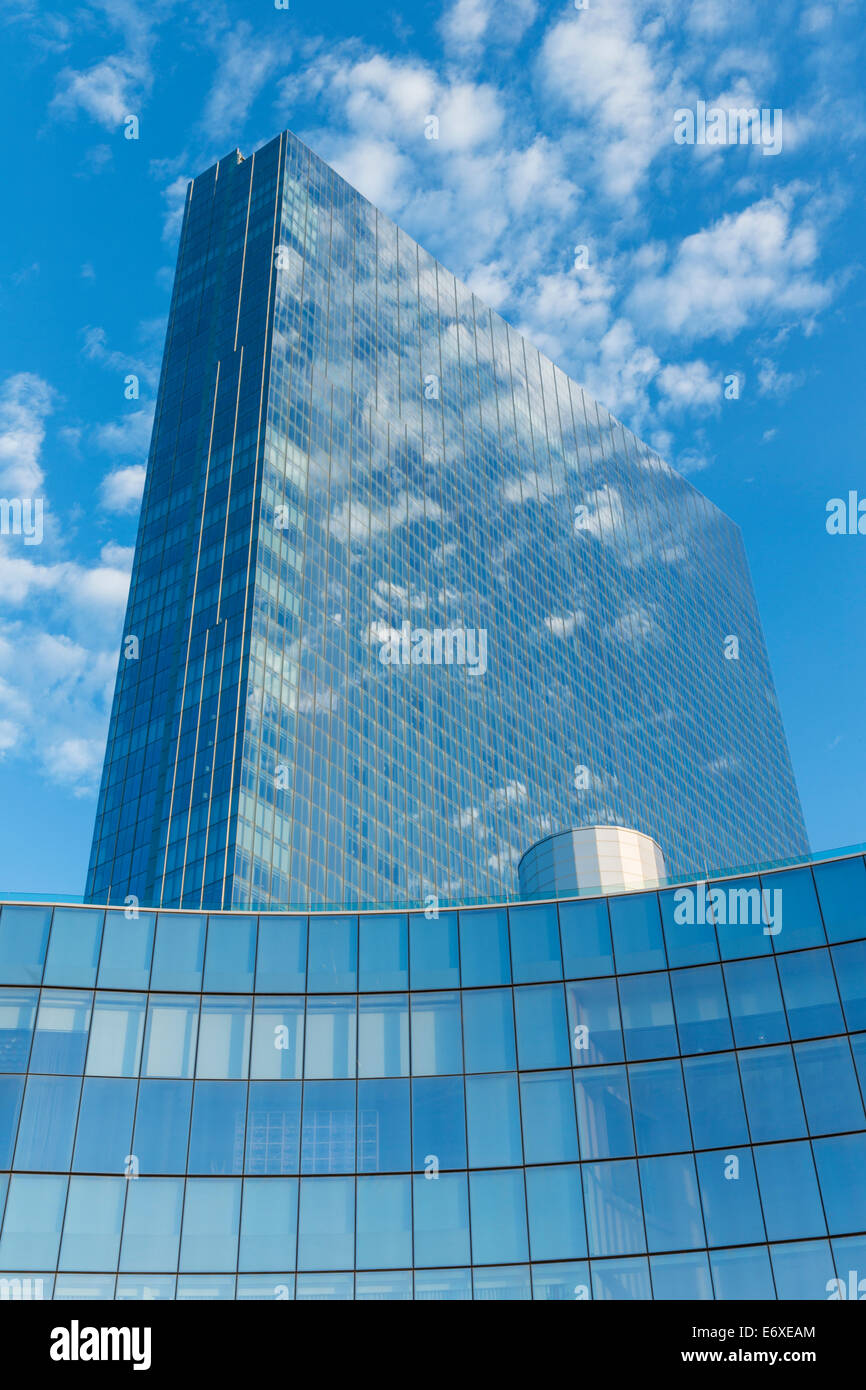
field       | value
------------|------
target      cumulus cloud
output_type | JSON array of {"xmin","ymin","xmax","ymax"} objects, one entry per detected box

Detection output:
[{"xmin": 0, "ymin": 373, "xmax": 53, "ymax": 494}]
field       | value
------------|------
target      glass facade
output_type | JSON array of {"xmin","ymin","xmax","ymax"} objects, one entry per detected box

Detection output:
[
  {"xmin": 5, "ymin": 851, "xmax": 866, "ymax": 1299},
  {"xmin": 85, "ymin": 128, "xmax": 807, "ymax": 913}
]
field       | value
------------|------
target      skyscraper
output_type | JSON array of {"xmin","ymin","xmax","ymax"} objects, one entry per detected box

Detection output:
[{"xmin": 85, "ymin": 130, "xmax": 808, "ymax": 912}]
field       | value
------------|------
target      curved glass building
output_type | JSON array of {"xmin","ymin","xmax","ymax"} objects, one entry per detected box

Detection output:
[{"xmin": 2, "ymin": 847, "xmax": 865, "ymax": 1300}]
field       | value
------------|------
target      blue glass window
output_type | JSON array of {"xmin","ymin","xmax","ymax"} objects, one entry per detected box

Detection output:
[
  {"xmin": 196, "ymin": 997, "xmax": 251, "ymax": 1079},
  {"xmin": 43, "ymin": 908, "xmax": 103, "ymax": 987},
  {"xmin": 73, "ymin": 1077, "xmax": 137, "ymax": 1173},
  {"xmin": 651, "ymin": 1251, "xmax": 713, "ymax": 1300},
  {"xmin": 559, "ymin": 898, "xmax": 614, "ymax": 978},
  {"xmin": 239, "ymin": 1177, "xmax": 298, "ymax": 1271},
  {"xmin": 777, "ymin": 948, "xmax": 844, "ymax": 1039},
  {"xmin": 356, "ymin": 1174, "xmax": 411, "ymax": 1268},
  {"xmin": 411, "ymin": 1075, "xmax": 466, "ymax": 1171},
  {"xmin": 813, "ymin": 1133, "xmax": 866, "ymax": 1234},
  {"xmin": 763, "ymin": 868, "xmax": 825, "ymax": 951},
  {"xmin": 180, "ymin": 1178, "xmax": 242, "ymax": 1270},
  {"xmin": 301, "ymin": 1079, "xmax": 355, "ymax": 1174},
  {"xmin": 696, "ymin": 1147, "xmax": 766, "ymax": 1246},
  {"xmin": 640, "ymin": 1154, "xmax": 704, "ymax": 1252},
  {"xmin": 119, "ymin": 1177, "xmax": 183, "ymax": 1271},
  {"xmin": 358, "ymin": 995, "xmax": 408, "ymax": 1077},
  {"xmin": 583, "ymin": 1160, "xmax": 645, "ymax": 1257},
  {"xmin": 659, "ymin": 886, "xmax": 718, "ymax": 968},
  {"xmin": 670, "ymin": 964, "xmax": 733, "ymax": 1054},
  {"xmin": 116, "ymin": 1275, "xmax": 176, "ymax": 1300},
  {"xmin": 59, "ymin": 1176, "xmax": 124, "ymax": 1270},
  {"xmin": 86, "ymin": 992, "xmax": 146, "ymax": 1076},
  {"xmin": 0, "ymin": 987, "xmax": 37, "ymax": 1071},
  {"xmin": 709, "ymin": 1245, "xmax": 775, "ymax": 1300},
  {"xmin": 0, "ymin": 906, "xmax": 50, "ymax": 985},
  {"xmin": 531, "ymin": 1261, "xmax": 591, "ymax": 1301},
  {"xmin": 508, "ymin": 903, "xmax": 562, "ymax": 983},
  {"xmin": 295, "ymin": 1272, "xmax": 352, "ymax": 1299},
  {"xmin": 565, "ymin": 977, "xmax": 623, "ymax": 1065},
  {"xmin": 458, "ymin": 908, "xmax": 510, "ymax": 987},
  {"xmin": 591, "ymin": 1256, "xmax": 651, "ymax": 1300},
  {"xmin": 408, "ymin": 912, "xmax": 459, "ymax": 989},
  {"xmin": 203, "ymin": 915, "xmax": 256, "ymax": 992},
  {"xmin": 297, "ymin": 1176, "xmax": 354, "ymax": 1270},
  {"xmin": 723, "ymin": 956, "xmax": 788, "ymax": 1046},
  {"xmin": 629, "ymin": 1060, "xmax": 691, "ymax": 1154},
  {"xmin": 619, "ymin": 972, "xmax": 677, "ymax": 1060},
  {"xmin": 770, "ymin": 1239, "xmax": 835, "ymax": 1299},
  {"xmin": 304, "ymin": 997, "xmax": 356, "ymax": 1079},
  {"xmin": 358, "ymin": 914, "xmax": 408, "ymax": 991},
  {"xmin": 357, "ymin": 1078, "xmax": 410, "ymax": 1173},
  {"xmin": 0, "ymin": 1074, "xmax": 24, "ymax": 1168},
  {"xmin": 466, "ymin": 1073, "xmax": 522, "ymax": 1167},
  {"xmin": 609, "ymin": 892, "xmax": 666, "ymax": 973},
  {"xmin": 468, "ymin": 1169, "xmax": 528, "ymax": 1264},
  {"xmin": 712, "ymin": 877, "xmax": 773, "ymax": 959},
  {"xmin": 187, "ymin": 1081, "xmax": 247, "ymax": 1174},
  {"xmin": 307, "ymin": 916, "xmax": 357, "ymax": 992},
  {"xmin": 795, "ymin": 1038, "xmax": 865, "ymax": 1135},
  {"xmin": 255, "ymin": 915, "xmax": 306, "ymax": 992},
  {"xmin": 754, "ymin": 1141, "xmax": 826, "ymax": 1240},
  {"xmin": 132, "ymin": 1080, "xmax": 193, "ymax": 1174},
  {"xmin": 14, "ymin": 1074, "xmax": 80, "ymax": 1171},
  {"xmin": 682, "ymin": 1053, "xmax": 749, "ymax": 1149},
  {"xmin": 30, "ymin": 989, "xmax": 91, "ymax": 1073},
  {"xmin": 514, "ymin": 983, "xmax": 569, "ymax": 1069},
  {"xmin": 245, "ymin": 1080, "xmax": 301, "ymax": 1174},
  {"xmin": 526, "ymin": 1164, "xmax": 586, "ymax": 1261},
  {"xmin": 739, "ymin": 1045, "xmax": 806, "ymax": 1142},
  {"xmin": 150, "ymin": 913, "xmax": 206, "ymax": 991},
  {"xmin": 356, "ymin": 1271, "xmax": 412, "ymax": 1300},
  {"xmin": 141, "ymin": 995, "xmax": 199, "ymax": 1078},
  {"xmin": 473, "ymin": 1266, "xmax": 531, "ymax": 1300},
  {"xmin": 413, "ymin": 1172, "xmax": 470, "ymax": 1266},
  {"xmin": 414, "ymin": 1267, "xmax": 472, "ymax": 1299},
  {"xmin": 520, "ymin": 1071, "xmax": 578, "ymax": 1163},
  {"xmin": 461, "ymin": 987, "xmax": 515, "ymax": 1073},
  {"xmin": 97, "ymin": 910, "xmax": 155, "ymax": 990},
  {"xmin": 574, "ymin": 1065, "xmax": 634, "ymax": 1159},
  {"xmin": 832, "ymin": 940, "xmax": 866, "ymax": 1031},
  {"xmin": 0, "ymin": 1173, "xmax": 67, "ymax": 1268},
  {"xmin": 813, "ymin": 856, "xmax": 866, "ymax": 943},
  {"xmin": 410, "ymin": 992, "xmax": 462, "ymax": 1075},
  {"xmin": 250, "ymin": 997, "xmax": 304, "ymax": 1080}
]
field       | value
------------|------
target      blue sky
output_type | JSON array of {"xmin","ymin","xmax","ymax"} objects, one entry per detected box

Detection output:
[{"xmin": 0, "ymin": 0, "xmax": 864, "ymax": 894}]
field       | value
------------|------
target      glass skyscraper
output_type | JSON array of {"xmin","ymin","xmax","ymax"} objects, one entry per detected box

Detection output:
[{"xmin": 85, "ymin": 128, "xmax": 807, "ymax": 913}]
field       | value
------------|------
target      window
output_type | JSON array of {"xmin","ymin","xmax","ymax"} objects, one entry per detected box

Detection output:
[
  {"xmin": 250, "ymin": 998, "xmax": 303, "ymax": 1080},
  {"xmin": 0, "ymin": 906, "xmax": 51, "ymax": 985},
  {"xmin": 59, "ymin": 1176, "xmax": 124, "ymax": 1271},
  {"xmin": 465, "ymin": 1073, "xmax": 522, "ymax": 1167},
  {"xmin": 119, "ymin": 1178, "xmax": 184, "ymax": 1271},
  {"xmin": 142, "ymin": 996, "xmax": 199, "ymax": 1078},
  {"xmin": 696, "ymin": 1147, "xmax": 766, "ymax": 1246},
  {"xmin": 670, "ymin": 965, "xmax": 732, "ymax": 1054},
  {"xmin": 723, "ymin": 957, "xmax": 788, "ymax": 1047},
  {"xmin": 132, "ymin": 1080, "xmax": 193, "ymax": 1175},
  {"xmin": 358, "ymin": 995, "xmax": 408, "ymax": 1078},
  {"xmin": 196, "ymin": 997, "xmax": 252, "ymax": 1079},
  {"xmin": 609, "ymin": 893, "xmax": 666, "ymax": 973},
  {"xmin": 754, "ymin": 1141, "xmax": 826, "ymax": 1241},
  {"xmin": 514, "ymin": 984, "xmax": 570, "ymax": 1069},
  {"xmin": 458, "ymin": 909, "xmax": 510, "ymax": 987},
  {"xmin": 468, "ymin": 1169, "xmax": 528, "ymax": 1264},
  {"xmin": 297, "ymin": 1176, "xmax": 354, "ymax": 1270},
  {"xmin": 30, "ymin": 990, "xmax": 91, "ymax": 1074},
  {"xmin": 520, "ymin": 1071, "xmax": 578, "ymax": 1164},
  {"xmin": 356, "ymin": 1175, "xmax": 411, "ymax": 1268},
  {"xmin": 97, "ymin": 910, "xmax": 155, "ymax": 990},
  {"xmin": 777, "ymin": 948, "xmax": 844, "ymax": 1039},
  {"xmin": 508, "ymin": 903, "xmax": 561, "ymax": 983},
  {"xmin": 255, "ymin": 916, "xmax": 306, "ymax": 992},
  {"xmin": 461, "ymin": 988, "xmax": 515, "ymax": 1073},
  {"xmin": 86, "ymin": 993, "xmax": 146, "ymax": 1077},
  {"xmin": 304, "ymin": 997, "xmax": 356, "ymax": 1079},
  {"xmin": 151, "ymin": 914, "xmax": 206, "ymax": 991},
  {"xmin": 618, "ymin": 973, "xmax": 677, "ymax": 1060},
  {"xmin": 0, "ymin": 1173, "xmax": 67, "ymax": 1269},
  {"xmin": 812, "ymin": 856, "xmax": 866, "ymax": 943},
  {"xmin": 640, "ymin": 1154, "xmax": 704, "ymax": 1252},
  {"xmin": 412, "ymin": 1172, "xmax": 470, "ymax": 1267},
  {"xmin": 526, "ymin": 1164, "xmax": 586, "ymax": 1262},
  {"xmin": 203, "ymin": 915, "xmax": 256, "ymax": 992},
  {"xmin": 180, "ymin": 1178, "xmax": 242, "ymax": 1271},
  {"xmin": 358, "ymin": 915, "xmax": 408, "ymax": 991},
  {"xmin": 409, "ymin": 992, "xmax": 462, "ymax": 1075},
  {"xmin": 301, "ymin": 1079, "xmax": 355, "ymax": 1174},
  {"xmin": 188, "ymin": 1082, "xmax": 247, "ymax": 1174},
  {"xmin": 0, "ymin": 987, "xmax": 37, "ymax": 1072},
  {"xmin": 73, "ymin": 1077, "xmax": 137, "ymax": 1173},
  {"xmin": 307, "ymin": 917, "xmax": 356, "ymax": 992},
  {"xmin": 559, "ymin": 898, "xmax": 613, "ymax": 978},
  {"xmin": 14, "ymin": 1074, "xmax": 80, "ymax": 1171},
  {"xmin": 409, "ymin": 912, "xmax": 459, "ymax": 989},
  {"xmin": 795, "ymin": 1038, "xmax": 865, "ymax": 1135},
  {"xmin": 245, "ymin": 1080, "xmax": 301, "ymax": 1175},
  {"xmin": 411, "ymin": 1075, "xmax": 465, "ymax": 1171},
  {"xmin": 565, "ymin": 977, "xmax": 623, "ymax": 1066},
  {"xmin": 239, "ymin": 1178, "xmax": 297, "ymax": 1271},
  {"xmin": 739, "ymin": 1046, "xmax": 806, "ymax": 1142},
  {"xmin": 629, "ymin": 1060, "xmax": 691, "ymax": 1154},
  {"xmin": 582, "ymin": 1160, "xmax": 645, "ymax": 1257},
  {"xmin": 43, "ymin": 909, "xmax": 103, "ymax": 988}
]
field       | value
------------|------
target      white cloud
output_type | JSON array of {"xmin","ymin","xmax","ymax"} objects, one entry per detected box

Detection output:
[
  {"xmin": 94, "ymin": 408, "xmax": 154, "ymax": 456},
  {"xmin": 51, "ymin": 54, "xmax": 149, "ymax": 128},
  {"xmin": 656, "ymin": 359, "xmax": 721, "ymax": 412},
  {"xmin": 543, "ymin": 611, "xmax": 586, "ymax": 638},
  {"xmin": 0, "ymin": 373, "xmax": 53, "ymax": 495},
  {"xmin": 100, "ymin": 464, "xmax": 146, "ymax": 512},
  {"xmin": 200, "ymin": 22, "xmax": 279, "ymax": 142}
]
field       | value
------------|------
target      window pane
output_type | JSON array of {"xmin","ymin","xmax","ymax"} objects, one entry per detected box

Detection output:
[
  {"xmin": 461, "ymin": 988, "xmax": 515, "ymax": 1073},
  {"xmin": 245, "ymin": 1080, "xmax": 301, "ymax": 1175},
  {"xmin": 413, "ymin": 1171, "xmax": 470, "ymax": 1267},
  {"xmin": 559, "ymin": 898, "xmax": 613, "ymax": 978},
  {"xmin": 713, "ymin": 877, "xmax": 773, "ymax": 959},
  {"xmin": 250, "ymin": 997, "xmax": 304, "ymax": 1080},
  {"xmin": 411, "ymin": 1076, "xmax": 465, "ymax": 1171},
  {"xmin": 187, "ymin": 1081, "xmax": 247, "ymax": 1174},
  {"xmin": 770, "ymin": 1239, "xmax": 835, "ymax": 1299},
  {"xmin": 618, "ymin": 973, "xmax": 677, "ymax": 1060},
  {"xmin": 307, "ymin": 916, "xmax": 357, "ymax": 992},
  {"xmin": 466, "ymin": 1073, "xmax": 522, "ymax": 1167},
  {"xmin": 514, "ymin": 983, "xmax": 569, "ymax": 1069},
  {"xmin": 574, "ymin": 1065, "xmax": 634, "ymax": 1160},
  {"xmin": 30, "ymin": 989, "xmax": 91, "ymax": 1073},
  {"xmin": 14, "ymin": 1074, "xmax": 80, "ymax": 1170},
  {"xmin": 356, "ymin": 1174, "xmax": 411, "ymax": 1268},
  {"xmin": 358, "ymin": 914, "xmax": 408, "ymax": 991},
  {"xmin": 639, "ymin": 1154, "xmax": 704, "ymax": 1252},
  {"xmin": 410, "ymin": 993, "xmax": 462, "ymax": 1075},
  {"xmin": 813, "ymin": 1133, "xmax": 866, "ymax": 1234},
  {"xmin": 659, "ymin": 887, "xmax": 717, "ymax": 968},
  {"xmin": 754, "ymin": 1141, "xmax": 826, "ymax": 1240},
  {"xmin": 0, "ymin": 1075, "xmax": 23, "ymax": 1168},
  {"xmin": 141, "ymin": 996, "xmax": 199, "ymax": 1078},
  {"xmin": 531, "ymin": 1261, "xmax": 591, "ymax": 1301},
  {"xmin": 0, "ymin": 1174, "xmax": 67, "ymax": 1268},
  {"xmin": 629, "ymin": 1060, "xmax": 691, "ymax": 1154},
  {"xmin": 43, "ymin": 909, "xmax": 103, "ymax": 987},
  {"xmin": 86, "ymin": 993, "xmax": 146, "ymax": 1076},
  {"xmin": 526, "ymin": 1164, "xmax": 586, "ymax": 1261},
  {"xmin": 414, "ymin": 1267, "xmax": 471, "ymax": 1300},
  {"xmin": 301, "ymin": 1079, "xmax": 355, "ymax": 1174},
  {"xmin": 832, "ymin": 940, "xmax": 866, "ymax": 1030},
  {"xmin": 710, "ymin": 1245, "xmax": 775, "ymax": 1300},
  {"xmin": 763, "ymin": 868, "xmax": 825, "ymax": 951},
  {"xmin": 119, "ymin": 1177, "xmax": 183, "ymax": 1271},
  {"xmin": 812, "ymin": 856, "xmax": 866, "ymax": 944},
  {"xmin": 651, "ymin": 1251, "xmax": 712, "ymax": 1300},
  {"xmin": 795, "ymin": 1038, "xmax": 865, "ymax": 1135},
  {"xmin": 132, "ymin": 1080, "xmax": 192, "ymax": 1175},
  {"xmin": 98, "ymin": 910, "xmax": 155, "ymax": 990},
  {"xmin": 591, "ymin": 1256, "xmax": 651, "ymax": 1300},
  {"xmin": 682, "ymin": 1052, "xmax": 748, "ymax": 1148},
  {"xmin": 196, "ymin": 997, "xmax": 252, "ymax": 1079},
  {"xmin": 670, "ymin": 965, "xmax": 733, "ymax": 1054},
  {"xmin": 583, "ymin": 1160, "xmax": 645, "ymax": 1257},
  {"xmin": 180, "ymin": 1178, "xmax": 241, "ymax": 1271},
  {"xmin": 304, "ymin": 997, "xmax": 356, "ymax": 1079},
  {"xmin": 409, "ymin": 912, "xmax": 459, "ymax": 989},
  {"xmin": 358, "ymin": 995, "xmax": 408, "ymax": 1078},
  {"xmin": 239, "ymin": 1177, "xmax": 298, "ymax": 1271},
  {"xmin": 723, "ymin": 957, "xmax": 788, "ymax": 1047},
  {"xmin": 458, "ymin": 908, "xmax": 510, "ymax": 987},
  {"xmin": 696, "ymin": 1147, "xmax": 765, "ymax": 1246},
  {"xmin": 355, "ymin": 1270, "xmax": 412, "ymax": 1300},
  {"xmin": 777, "ymin": 948, "xmax": 843, "ymax": 1039},
  {"xmin": 609, "ymin": 893, "xmax": 666, "ymax": 973},
  {"xmin": 508, "ymin": 904, "xmax": 561, "ymax": 983},
  {"xmin": 565, "ymin": 977, "xmax": 623, "ymax": 1066},
  {"xmin": 255, "ymin": 916, "xmax": 306, "ymax": 992},
  {"xmin": 150, "ymin": 913, "xmax": 206, "ymax": 991},
  {"xmin": 0, "ymin": 906, "xmax": 51, "ymax": 985},
  {"xmin": 0, "ymin": 987, "xmax": 38, "ymax": 1072},
  {"xmin": 59, "ymin": 1176, "xmax": 124, "ymax": 1270},
  {"xmin": 468, "ymin": 1169, "xmax": 528, "ymax": 1264},
  {"xmin": 357, "ymin": 1078, "xmax": 410, "ymax": 1173},
  {"xmin": 203, "ymin": 915, "xmax": 256, "ymax": 992},
  {"xmin": 520, "ymin": 1071, "xmax": 578, "ymax": 1164},
  {"xmin": 73, "ymin": 1077, "xmax": 136, "ymax": 1173},
  {"xmin": 739, "ymin": 1045, "xmax": 806, "ymax": 1142},
  {"xmin": 297, "ymin": 1176, "xmax": 354, "ymax": 1269}
]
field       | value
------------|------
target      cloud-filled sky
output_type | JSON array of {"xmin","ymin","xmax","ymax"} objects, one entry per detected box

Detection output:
[{"xmin": 0, "ymin": 0, "xmax": 864, "ymax": 892}]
